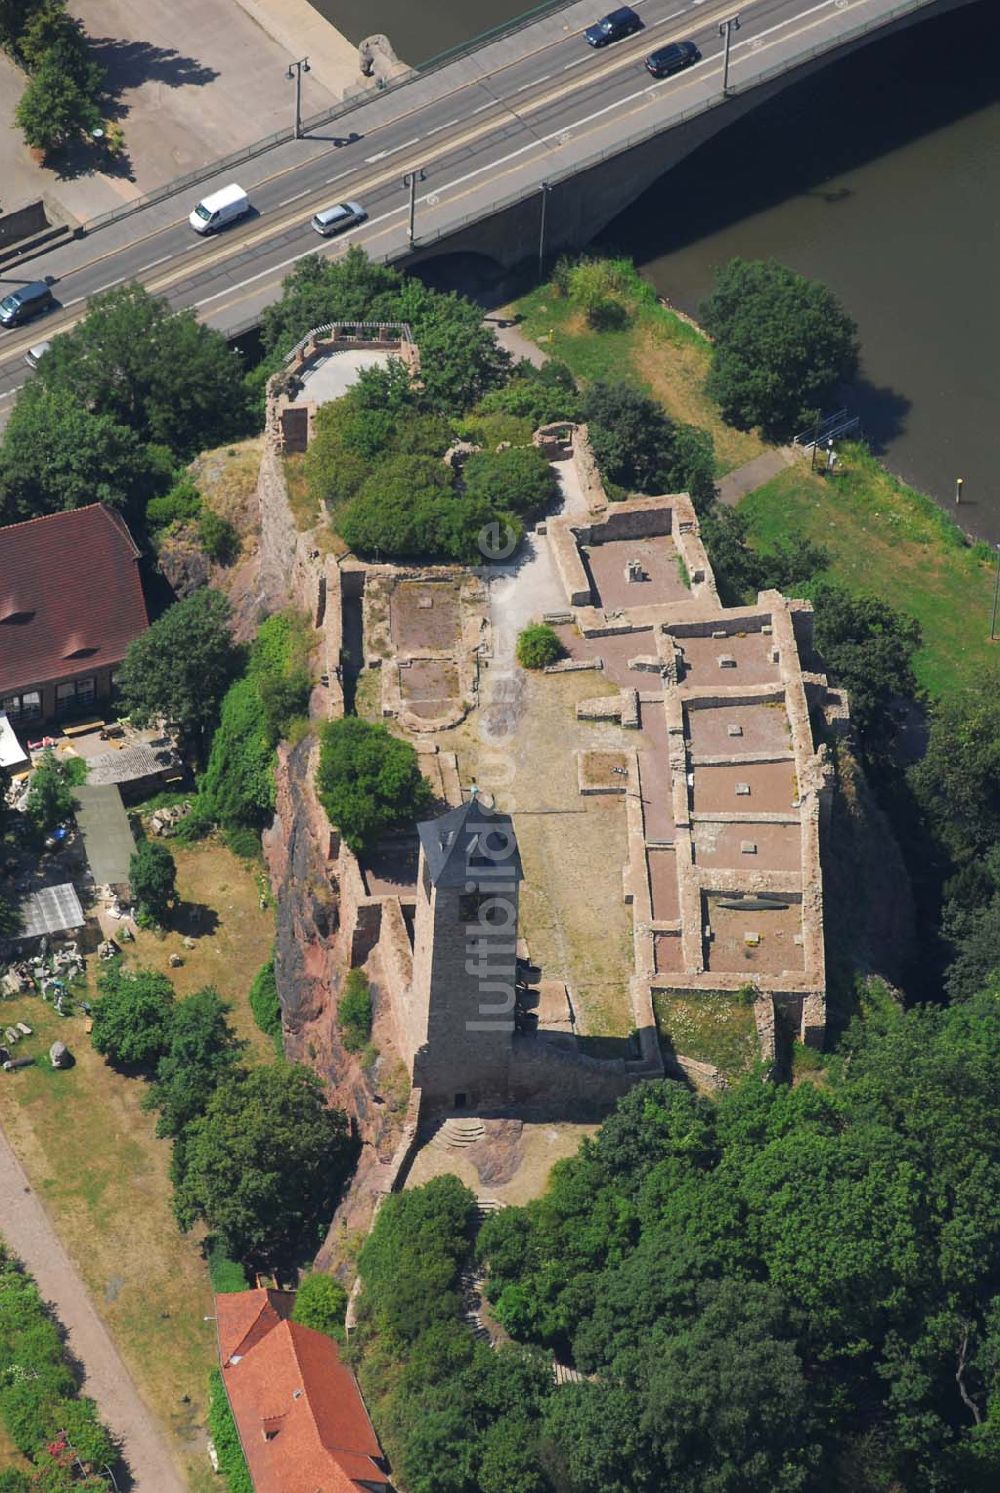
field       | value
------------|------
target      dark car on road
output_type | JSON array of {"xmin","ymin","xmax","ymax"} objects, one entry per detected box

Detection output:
[
  {"xmin": 584, "ymin": 7, "xmax": 642, "ymax": 47},
  {"xmin": 645, "ymin": 40, "xmax": 701, "ymax": 78}
]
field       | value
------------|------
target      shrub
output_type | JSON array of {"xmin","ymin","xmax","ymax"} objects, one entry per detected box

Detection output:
[
  {"xmin": 222, "ymin": 823, "xmax": 260, "ymax": 859},
  {"xmin": 129, "ymin": 839, "xmax": 177, "ymax": 925},
  {"xmin": 25, "ymin": 750, "xmax": 75, "ymax": 832},
  {"xmin": 463, "ymin": 445, "xmax": 559, "ymax": 519},
  {"xmin": 207, "ymin": 1368, "xmax": 252, "ymax": 1493},
  {"xmin": 146, "ymin": 474, "xmax": 201, "ymax": 532},
  {"xmin": 198, "ymin": 509, "xmax": 239, "ymax": 564},
  {"xmin": 338, "ymin": 969, "xmax": 373, "ymax": 1053},
  {"xmin": 516, "ymin": 624, "xmax": 562, "ymax": 670},
  {"xmin": 249, "ymin": 955, "xmax": 283, "ymax": 1053},
  {"xmin": 292, "ymin": 1272, "xmax": 348, "ymax": 1344},
  {"xmin": 316, "ymin": 717, "xmax": 433, "ymax": 854},
  {"xmin": 207, "ymin": 1241, "xmax": 249, "ymax": 1295}
]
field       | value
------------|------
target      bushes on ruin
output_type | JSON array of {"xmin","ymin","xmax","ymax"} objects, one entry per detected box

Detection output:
[
  {"xmin": 315, "ymin": 718, "xmax": 433, "ymax": 854},
  {"xmin": 516, "ymin": 623, "xmax": 562, "ymax": 671},
  {"xmin": 581, "ymin": 381, "xmax": 716, "ymax": 510},
  {"xmin": 338, "ymin": 969, "xmax": 373, "ymax": 1053}
]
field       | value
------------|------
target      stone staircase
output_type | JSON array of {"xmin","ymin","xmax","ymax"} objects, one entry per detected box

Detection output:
[{"xmin": 431, "ymin": 1116, "xmax": 486, "ymax": 1150}]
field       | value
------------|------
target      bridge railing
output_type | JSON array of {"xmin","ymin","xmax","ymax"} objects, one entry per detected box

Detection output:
[
  {"xmin": 79, "ymin": 1, "xmax": 571, "ymax": 237},
  {"xmin": 385, "ymin": 0, "xmax": 942, "ymax": 261}
]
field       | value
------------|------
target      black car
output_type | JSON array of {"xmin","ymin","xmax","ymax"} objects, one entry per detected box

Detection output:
[
  {"xmin": 584, "ymin": 7, "xmax": 642, "ymax": 47},
  {"xmin": 644, "ymin": 40, "xmax": 701, "ymax": 78}
]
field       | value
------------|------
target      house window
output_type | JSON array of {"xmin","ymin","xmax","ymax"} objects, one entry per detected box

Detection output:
[
  {"xmin": 55, "ymin": 677, "xmax": 96, "ymax": 718},
  {"xmin": 1, "ymin": 690, "xmax": 41, "ymax": 723}
]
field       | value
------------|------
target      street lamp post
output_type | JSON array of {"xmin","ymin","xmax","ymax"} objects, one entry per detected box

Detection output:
[
  {"xmin": 286, "ymin": 57, "xmax": 311, "ymax": 140},
  {"xmin": 403, "ymin": 169, "xmax": 426, "ymax": 248},
  {"xmin": 719, "ymin": 14, "xmax": 741, "ymax": 97},
  {"xmin": 538, "ymin": 181, "xmax": 550, "ymax": 283}
]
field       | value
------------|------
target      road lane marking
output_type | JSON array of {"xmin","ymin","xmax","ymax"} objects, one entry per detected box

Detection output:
[
  {"xmin": 277, "ymin": 189, "xmax": 311, "ymax": 206},
  {"xmin": 136, "ymin": 255, "xmax": 171, "ymax": 273}
]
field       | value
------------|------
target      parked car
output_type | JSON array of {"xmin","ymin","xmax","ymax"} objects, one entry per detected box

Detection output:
[
  {"xmin": 584, "ymin": 6, "xmax": 642, "ymax": 47},
  {"xmin": 0, "ymin": 281, "xmax": 54, "ymax": 329},
  {"xmin": 24, "ymin": 339, "xmax": 52, "ymax": 368},
  {"xmin": 188, "ymin": 183, "xmax": 250, "ymax": 235},
  {"xmin": 311, "ymin": 201, "xmax": 367, "ymax": 238},
  {"xmin": 644, "ymin": 40, "xmax": 701, "ymax": 78}
]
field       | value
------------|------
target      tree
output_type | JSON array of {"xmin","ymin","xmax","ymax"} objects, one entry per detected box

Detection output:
[
  {"xmin": 700, "ymin": 258, "xmax": 860, "ymax": 441},
  {"xmin": 516, "ymin": 623, "xmax": 562, "ymax": 670},
  {"xmin": 36, "ymin": 285, "xmax": 248, "ymax": 458},
  {"xmin": 316, "ymin": 717, "xmax": 433, "ymax": 854},
  {"xmin": 463, "ymin": 445, "xmax": 559, "ymax": 518},
  {"xmin": 337, "ymin": 454, "xmax": 496, "ymax": 563},
  {"xmin": 14, "ymin": 45, "xmax": 100, "ymax": 151},
  {"xmin": 249, "ymin": 955, "xmax": 282, "ymax": 1047},
  {"xmin": 116, "ymin": 588, "xmax": 236, "ymax": 760},
  {"xmin": 337, "ymin": 968, "xmax": 373, "ymax": 1053},
  {"xmin": 173, "ymin": 1062, "xmax": 352, "ymax": 1264},
  {"xmin": 0, "ymin": 386, "xmax": 164, "ymax": 524},
  {"xmin": 90, "ymin": 966, "xmax": 175, "ymax": 1071},
  {"xmin": 150, "ymin": 987, "xmax": 243, "ymax": 1137},
  {"xmin": 292, "ymin": 1272, "xmax": 348, "ymax": 1342},
  {"xmin": 129, "ymin": 840, "xmax": 177, "ymax": 926},
  {"xmin": 581, "ymin": 382, "xmax": 716, "ymax": 510},
  {"xmin": 912, "ymin": 686, "xmax": 1000, "ymax": 865},
  {"xmin": 25, "ymin": 749, "xmax": 75, "ymax": 832},
  {"xmin": 811, "ymin": 582, "xmax": 921, "ymax": 761}
]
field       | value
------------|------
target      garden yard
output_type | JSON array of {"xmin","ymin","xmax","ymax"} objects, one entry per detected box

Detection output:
[{"xmin": 0, "ymin": 838, "xmax": 275, "ymax": 1491}]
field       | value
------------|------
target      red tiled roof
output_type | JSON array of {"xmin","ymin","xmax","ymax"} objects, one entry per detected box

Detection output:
[
  {"xmin": 215, "ymin": 1290, "xmax": 390, "ymax": 1493},
  {"xmin": 0, "ymin": 504, "xmax": 148, "ymax": 696}
]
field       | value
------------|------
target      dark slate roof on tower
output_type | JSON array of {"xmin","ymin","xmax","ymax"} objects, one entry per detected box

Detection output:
[{"xmin": 418, "ymin": 798, "xmax": 523, "ymax": 889}]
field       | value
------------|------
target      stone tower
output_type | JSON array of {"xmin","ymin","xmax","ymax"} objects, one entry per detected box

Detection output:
[{"xmin": 405, "ymin": 798, "xmax": 523, "ymax": 1113}]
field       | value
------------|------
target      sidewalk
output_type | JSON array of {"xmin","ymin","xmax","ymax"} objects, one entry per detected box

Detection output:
[
  {"xmin": 716, "ymin": 447, "xmax": 801, "ymax": 506},
  {"xmin": 0, "ymin": 1131, "xmax": 185, "ymax": 1492}
]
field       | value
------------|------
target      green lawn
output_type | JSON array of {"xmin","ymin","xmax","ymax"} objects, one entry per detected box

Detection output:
[
  {"xmin": 653, "ymin": 991, "xmax": 760, "ymax": 1083},
  {"xmin": 508, "ymin": 262, "xmax": 767, "ymax": 476},
  {"xmin": 740, "ymin": 444, "xmax": 1000, "ymax": 700}
]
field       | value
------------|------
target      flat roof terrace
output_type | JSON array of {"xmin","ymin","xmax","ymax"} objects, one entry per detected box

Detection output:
[
  {"xmin": 704, "ymin": 893, "xmax": 806, "ymax": 976},
  {"xmin": 674, "ymin": 631, "xmax": 781, "ymax": 688},
  {"xmin": 686, "ymin": 700, "xmax": 791, "ymax": 757},
  {"xmin": 692, "ymin": 821, "xmax": 802, "ymax": 873},
  {"xmin": 691, "ymin": 761, "xmax": 798, "ymax": 815},
  {"xmin": 584, "ymin": 535, "xmax": 694, "ymax": 611}
]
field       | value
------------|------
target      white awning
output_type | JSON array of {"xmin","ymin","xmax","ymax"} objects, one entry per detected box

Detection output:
[{"xmin": 0, "ymin": 713, "xmax": 28, "ymax": 773}]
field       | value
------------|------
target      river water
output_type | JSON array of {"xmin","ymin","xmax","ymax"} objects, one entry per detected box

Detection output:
[{"xmin": 315, "ymin": 0, "xmax": 1000, "ymax": 538}]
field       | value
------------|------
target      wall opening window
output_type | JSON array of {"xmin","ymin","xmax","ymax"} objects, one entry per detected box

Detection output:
[
  {"xmin": 1, "ymin": 690, "xmax": 41, "ymax": 723},
  {"xmin": 55, "ymin": 677, "xmax": 96, "ymax": 719}
]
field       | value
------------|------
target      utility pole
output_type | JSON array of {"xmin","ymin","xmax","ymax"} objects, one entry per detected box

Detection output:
[
  {"xmin": 403, "ymin": 169, "xmax": 426, "ymax": 248},
  {"xmin": 719, "ymin": 14, "xmax": 741, "ymax": 97},
  {"xmin": 991, "ymin": 544, "xmax": 1000, "ymax": 642},
  {"xmin": 538, "ymin": 181, "xmax": 550, "ymax": 284},
  {"xmin": 287, "ymin": 57, "xmax": 311, "ymax": 139}
]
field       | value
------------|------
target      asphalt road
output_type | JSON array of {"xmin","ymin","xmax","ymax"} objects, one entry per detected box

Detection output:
[{"xmin": 0, "ymin": 0, "xmax": 933, "ymax": 404}]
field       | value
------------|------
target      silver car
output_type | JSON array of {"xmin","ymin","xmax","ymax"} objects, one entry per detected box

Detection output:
[
  {"xmin": 24, "ymin": 340, "xmax": 51, "ymax": 369},
  {"xmin": 311, "ymin": 201, "xmax": 367, "ymax": 237}
]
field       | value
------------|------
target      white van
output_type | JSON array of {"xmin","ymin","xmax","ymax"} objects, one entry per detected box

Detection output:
[{"xmin": 188, "ymin": 183, "xmax": 250, "ymax": 235}]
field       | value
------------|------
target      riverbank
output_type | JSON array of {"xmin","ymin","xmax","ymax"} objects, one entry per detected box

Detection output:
[{"xmin": 507, "ymin": 259, "xmax": 1000, "ymax": 703}]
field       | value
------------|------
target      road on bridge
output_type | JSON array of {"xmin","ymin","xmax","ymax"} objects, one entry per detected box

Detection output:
[{"xmin": 0, "ymin": 0, "xmax": 935, "ymax": 404}]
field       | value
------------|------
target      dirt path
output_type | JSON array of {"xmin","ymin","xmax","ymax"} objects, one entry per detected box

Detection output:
[{"xmin": 0, "ymin": 1128, "xmax": 185, "ymax": 1492}]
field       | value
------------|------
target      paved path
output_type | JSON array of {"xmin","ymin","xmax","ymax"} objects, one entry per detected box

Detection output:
[
  {"xmin": 0, "ymin": 1130, "xmax": 185, "ymax": 1492},
  {"xmin": 716, "ymin": 447, "xmax": 801, "ymax": 506}
]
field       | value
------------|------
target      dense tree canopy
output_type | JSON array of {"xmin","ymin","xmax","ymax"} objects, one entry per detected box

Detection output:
[
  {"xmin": 261, "ymin": 249, "xmax": 509, "ymax": 412},
  {"xmin": 811, "ymin": 581, "xmax": 921, "ymax": 761},
  {"xmin": 149, "ymin": 986, "xmax": 244, "ymax": 1138},
  {"xmin": 462, "ymin": 445, "xmax": 559, "ymax": 519},
  {"xmin": 129, "ymin": 839, "xmax": 177, "ymax": 926},
  {"xmin": 316, "ymin": 717, "xmax": 433, "ymax": 853},
  {"xmin": 581, "ymin": 381, "xmax": 716, "ymax": 510},
  {"xmin": 33, "ymin": 284, "xmax": 248, "ymax": 459},
  {"xmin": 90, "ymin": 966, "xmax": 175, "ymax": 1072},
  {"xmin": 173, "ymin": 1061, "xmax": 352, "ymax": 1265},
  {"xmin": 117, "ymin": 587, "xmax": 237, "ymax": 760},
  {"xmin": 700, "ymin": 258, "xmax": 860, "ymax": 441}
]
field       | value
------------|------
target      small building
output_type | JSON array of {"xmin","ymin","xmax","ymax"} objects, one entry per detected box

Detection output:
[
  {"xmin": 215, "ymin": 1288, "xmax": 390, "ymax": 1493},
  {"xmin": 0, "ymin": 504, "xmax": 148, "ymax": 728},
  {"xmin": 16, "ymin": 883, "xmax": 85, "ymax": 942}
]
